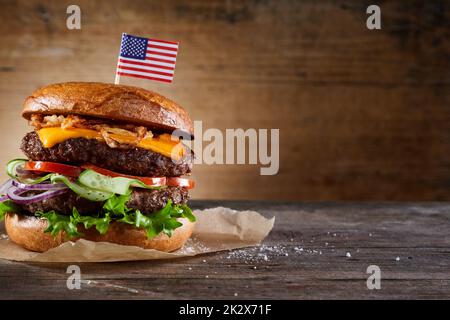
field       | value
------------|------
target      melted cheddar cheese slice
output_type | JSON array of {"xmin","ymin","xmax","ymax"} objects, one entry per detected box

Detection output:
[{"xmin": 37, "ymin": 127, "xmax": 185, "ymax": 160}]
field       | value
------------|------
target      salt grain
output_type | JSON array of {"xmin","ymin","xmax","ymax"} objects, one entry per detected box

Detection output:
[
  {"xmin": 177, "ymin": 237, "xmax": 212, "ymax": 254},
  {"xmin": 294, "ymin": 247, "xmax": 304, "ymax": 253},
  {"xmin": 346, "ymin": 252, "xmax": 351, "ymax": 258},
  {"xmin": 224, "ymin": 245, "xmax": 289, "ymax": 263},
  {"xmin": 234, "ymin": 293, "xmax": 238, "ymax": 297},
  {"xmin": 395, "ymin": 257, "xmax": 400, "ymax": 261},
  {"xmin": 224, "ymin": 241, "xmax": 334, "ymax": 263}
]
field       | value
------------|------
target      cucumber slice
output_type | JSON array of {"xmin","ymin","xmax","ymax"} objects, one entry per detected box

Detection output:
[
  {"xmin": 78, "ymin": 169, "xmax": 159, "ymax": 195},
  {"xmin": 6, "ymin": 159, "xmax": 54, "ymax": 184},
  {"xmin": 51, "ymin": 174, "xmax": 113, "ymax": 201},
  {"xmin": 6, "ymin": 159, "xmax": 27, "ymax": 179}
]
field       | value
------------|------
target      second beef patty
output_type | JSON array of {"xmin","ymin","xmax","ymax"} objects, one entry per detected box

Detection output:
[{"xmin": 20, "ymin": 186, "xmax": 189, "ymax": 216}]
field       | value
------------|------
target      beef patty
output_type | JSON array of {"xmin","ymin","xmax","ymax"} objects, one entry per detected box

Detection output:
[
  {"xmin": 20, "ymin": 186, "xmax": 189, "ymax": 216},
  {"xmin": 20, "ymin": 132, "xmax": 193, "ymax": 177}
]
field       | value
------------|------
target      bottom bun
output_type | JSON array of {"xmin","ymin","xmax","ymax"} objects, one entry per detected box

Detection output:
[{"xmin": 4, "ymin": 212, "xmax": 195, "ymax": 253}]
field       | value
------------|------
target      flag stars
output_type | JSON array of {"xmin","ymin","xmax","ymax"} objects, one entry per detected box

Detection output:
[{"xmin": 120, "ymin": 35, "xmax": 148, "ymax": 60}]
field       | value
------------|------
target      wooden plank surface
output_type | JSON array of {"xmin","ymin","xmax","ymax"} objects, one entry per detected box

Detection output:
[
  {"xmin": 1, "ymin": 1, "xmax": 450, "ymax": 201},
  {"xmin": 0, "ymin": 200, "xmax": 449, "ymax": 299}
]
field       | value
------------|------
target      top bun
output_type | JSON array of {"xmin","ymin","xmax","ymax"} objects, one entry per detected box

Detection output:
[{"xmin": 22, "ymin": 82, "xmax": 193, "ymax": 137}]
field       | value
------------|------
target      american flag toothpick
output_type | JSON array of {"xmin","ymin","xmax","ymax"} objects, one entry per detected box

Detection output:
[{"xmin": 115, "ymin": 33, "xmax": 179, "ymax": 84}]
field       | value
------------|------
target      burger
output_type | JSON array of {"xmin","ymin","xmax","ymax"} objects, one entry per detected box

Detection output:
[{"xmin": 0, "ymin": 82, "xmax": 196, "ymax": 252}]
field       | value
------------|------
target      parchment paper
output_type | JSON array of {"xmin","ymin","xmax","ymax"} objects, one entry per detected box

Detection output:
[{"xmin": 0, "ymin": 207, "xmax": 275, "ymax": 262}]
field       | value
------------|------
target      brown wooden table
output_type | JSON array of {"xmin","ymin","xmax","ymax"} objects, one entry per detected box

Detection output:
[{"xmin": 0, "ymin": 201, "xmax": 449, "ymax": 299}]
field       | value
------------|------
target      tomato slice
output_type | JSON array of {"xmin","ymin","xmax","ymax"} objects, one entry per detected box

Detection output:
[
  {"xmin": 81, "ymin": 164, "xmax": 166, "ymax": 187},
  {"xmin": 167, "ymin": 177, "xmax": 195, "ymax": 189},
  {"xmin": 24, "ymin": 161, "xmax": 82, "ymax": 177}
]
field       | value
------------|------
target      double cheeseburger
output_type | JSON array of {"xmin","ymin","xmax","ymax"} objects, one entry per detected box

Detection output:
[{"xmin": 0, "ymin": 82, "xmax": 196, "ymax": 252}]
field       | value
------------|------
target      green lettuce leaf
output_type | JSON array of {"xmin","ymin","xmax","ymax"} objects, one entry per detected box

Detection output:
[
  {"xmin": 103, "ymin": 193, "xmax": 132, "ymax": 215},
  {"xmin": 71, "ymin": 207, "xmax": 111, "ymax": 235},
  {"xmin": 37, "ymin": 194, "xmax": 195, "ymax": 240},
  {"xmin": 38, "ymin": 210, "xmax": 81, "ymax": 239},
  {"xmin": 0, "ymin": 200, "xmax": 21, "ymax": 221},
  {"xmin": 118, "ymin": 200, "xmax": 194, "ymax": 239},
  {"xmin": 177, "ymin": 204, "xmax": 196, "ymax": 222}
]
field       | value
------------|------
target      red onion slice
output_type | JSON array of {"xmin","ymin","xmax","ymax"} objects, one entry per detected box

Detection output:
[
  {"xmin": 0, "ymin": 179, "xmax": 13, "ymax": 195},
  {"xmin": 6, "ymin": 187, "xmax": 68, "ymax": 204},
  {"xmin": 11, "ymin": 180, "xmax": 67, "ymax": 191},
  {"xmin": 0, "ymin": 195, "xmax": 8, "ymax": 202}
]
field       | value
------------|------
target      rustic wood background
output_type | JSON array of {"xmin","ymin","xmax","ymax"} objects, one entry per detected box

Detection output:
[{"xmin": 0, "ymin": 0, "xmax": 449, "ymax": 201}]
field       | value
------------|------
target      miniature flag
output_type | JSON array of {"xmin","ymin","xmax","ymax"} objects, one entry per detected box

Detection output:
[{"xmin": 116, "ymin": 33, "xmax": 179, "ymax": 83}]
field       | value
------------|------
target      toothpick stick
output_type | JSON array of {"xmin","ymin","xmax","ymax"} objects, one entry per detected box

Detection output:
[{"xmin": 114, "ymin": 73, "xmax": 121, "ymax": 85}]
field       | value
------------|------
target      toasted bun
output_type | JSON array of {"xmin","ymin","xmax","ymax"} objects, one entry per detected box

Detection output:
[
  {"xmin": 22, "ymin": 82, "xmax": 193, "ymax": 137},
  {"xmin": 4, "ymin": 213, "xmax": 195, "ymax": 253}
]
